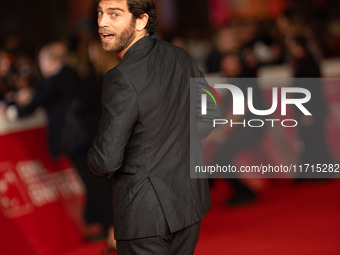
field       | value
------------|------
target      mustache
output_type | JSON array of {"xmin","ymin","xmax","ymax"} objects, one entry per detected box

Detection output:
[{"xmin": 98, "ymin": 29, "xmax": 115, "ymax": 35}]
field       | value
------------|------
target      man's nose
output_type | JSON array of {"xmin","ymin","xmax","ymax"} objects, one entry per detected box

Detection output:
[{"xmin": 98, "ymin": 14, "xmax": 109, "ymax": 28}]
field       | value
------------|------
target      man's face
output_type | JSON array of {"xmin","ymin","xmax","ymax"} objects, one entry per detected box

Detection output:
[{"xmin": 97, "ymin": 0, "xmax": 137, "ymax": 53}]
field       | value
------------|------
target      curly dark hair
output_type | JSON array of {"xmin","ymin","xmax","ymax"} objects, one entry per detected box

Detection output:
[{"xmin": 127, "ymin": 0, "xmax": 158, "ymax": 35}]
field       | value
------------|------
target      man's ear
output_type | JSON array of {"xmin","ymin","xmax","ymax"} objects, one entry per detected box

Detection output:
[{"xmin": 136, "ymin": 13, "xmax": 149, "ymax": 33}]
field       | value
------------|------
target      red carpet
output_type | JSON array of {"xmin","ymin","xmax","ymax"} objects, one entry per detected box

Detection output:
[
  {"xmin": 196, "ymin": 179, "xmax": 340, "ymax": 255},
  {"xmin": 60, "ymin": 179, "xmax": 340, "ymax": 255}
]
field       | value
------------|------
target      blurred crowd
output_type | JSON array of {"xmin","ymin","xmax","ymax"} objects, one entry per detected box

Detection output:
[
  {"xmin": 173, "ymin": 9, "xmax": 334, "ymax": 75},
  {"xmin": 1, "ymin": 6, "xmax": 337, "ymax": 113}
]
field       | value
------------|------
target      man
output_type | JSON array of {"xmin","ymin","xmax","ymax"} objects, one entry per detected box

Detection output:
[{"xmin": 88, "ymin": 0, "xmax": 212, "ymax": 254}]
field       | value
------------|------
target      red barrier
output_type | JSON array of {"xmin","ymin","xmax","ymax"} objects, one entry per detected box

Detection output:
[{"xmin": 0, "ymin": 127, "xmax": 85, "ymax": 255}]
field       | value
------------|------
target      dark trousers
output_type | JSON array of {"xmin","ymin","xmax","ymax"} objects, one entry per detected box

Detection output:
[{"xmin": 116, "ymin": 221, "xmax": 201, "ymax": 255}]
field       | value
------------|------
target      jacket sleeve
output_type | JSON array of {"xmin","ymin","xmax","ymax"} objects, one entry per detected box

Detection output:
[{"xmin": 88, "ymin": 69, "xmax": 138, "ymax": 178}]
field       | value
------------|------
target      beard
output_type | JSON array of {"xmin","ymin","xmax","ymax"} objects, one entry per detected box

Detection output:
[{"xmin": 101, "ymin": 19, "xmax": 136, "ymax": 53}]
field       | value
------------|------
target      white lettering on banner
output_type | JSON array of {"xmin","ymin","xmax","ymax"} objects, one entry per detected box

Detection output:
[
  {"xmin": 0, "ymin": 160, "xmax": 85, "ymax": 217},
  {"xmin": 16, "ymin": 160, "xmax": 86, "ymax": 208},
  {"xmin": 28, "ymin": 180, "xmax": 59, "ymax": 207},
  {"xmin": 17, "ymin": 160, "xmax": 47, "ymax": 181},
  {"xmin": 54, "ymin": 169, "xmax": 85, "ymax": 198},
  {"xmin": 0, "ymin": 162, "xmax": 33, "ymax": 218}
]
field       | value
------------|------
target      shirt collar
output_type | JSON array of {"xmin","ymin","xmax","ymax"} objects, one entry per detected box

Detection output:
[{"xmin": 121, "ymin": 36, "xmax": 155, "ymax": 62}]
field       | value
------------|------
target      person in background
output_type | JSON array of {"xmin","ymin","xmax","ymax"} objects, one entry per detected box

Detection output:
[
  {"xmin": 6, "ymin": 41, "xmax": 79, "ymax": 159},
  {"xmin": 286, "ymin": 34, "xmax": 336, "ymax": 170},
  {"xmin": 9, "ymin": 53, "xmax": 42, "ymax": 106},
  {"xmin": 208, "ymin": 51, "xmax": 266, "ymax": 206},
  {"xmin": 205, "ymin": 24, "xmax": 239, "ymax": 73},
  {"xmin": 0, "ymin": 50, "xmax": 15, "ymax": 103},
  {"xmin": 62, "ymin": 36, "xmax": 119, "ymax": 252}
]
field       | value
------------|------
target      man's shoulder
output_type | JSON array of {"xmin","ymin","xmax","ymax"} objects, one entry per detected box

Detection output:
[
  {"xmin": 103, "ymin": 67, "xmax": 133, "ymax": 89},
  {"xmin": 154, "ymin": 38, "xmax": 192, "ymax": 60},
  {"xmin": 105, "ymin": 66, "xmax": 123, "ymax": 78},
  {"xmin": 105, "ymin": 38, "xmax": 200, "ymax": 80}
]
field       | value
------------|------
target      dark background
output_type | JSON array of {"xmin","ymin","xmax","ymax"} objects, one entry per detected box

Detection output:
[{"xmin": 1, "ymin": 0, "xmax": 339, "ymax": 57}]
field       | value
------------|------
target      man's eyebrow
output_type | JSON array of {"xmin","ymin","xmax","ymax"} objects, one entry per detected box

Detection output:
[
  {"xmin": 107, "ymin": 7, "xmax": 125, "ymax": 12},
  {"xmin": 97, "ymin": 6, "xmax": 124, "ymax": 12}
]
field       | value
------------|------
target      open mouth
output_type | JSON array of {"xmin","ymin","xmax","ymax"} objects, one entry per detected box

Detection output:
[{"xmin": 100, "ymin": 33, "xmax": 115, "ymax": 43}]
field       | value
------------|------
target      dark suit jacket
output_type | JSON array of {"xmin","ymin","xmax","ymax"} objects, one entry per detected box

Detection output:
[
  {"xmin": 88, "ymin": 36, "xmax": 212, "ymax": 240},
  {"xmin": 18, "ymin": 66, "xmax": 79, "ymax": 158}
]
